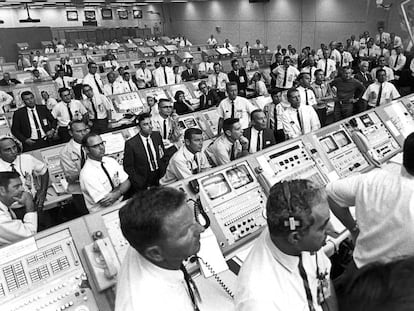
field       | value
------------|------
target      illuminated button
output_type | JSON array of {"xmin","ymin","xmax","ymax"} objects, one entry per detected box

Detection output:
[{"xmin": 69, "ymin": 301, "xmax": 74, "ymax": 306}]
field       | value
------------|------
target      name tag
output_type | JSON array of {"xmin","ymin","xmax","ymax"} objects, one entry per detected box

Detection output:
[
  {"xmin": 42, "ymin": 119, "xmax": 48, "ymax": 126},
  {"xmin": 113, "ymin": 172, "xmax": 120, "ymax": 188},
  {"xmin": 239, "ymin": 76, "xmax": 245, "ymax": 83}
]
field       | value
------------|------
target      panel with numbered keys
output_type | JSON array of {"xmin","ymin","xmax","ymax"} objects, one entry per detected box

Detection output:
[
  {"xmin": 101, "ymin": 209, "xmax": 129, "ymax": 264},
  {"xmin": 402, "ymin": 94, "xmax": 414, "ymax": 119},
  {"xmin": 377, "ymin": 100, "xmax": 414, "ymax": 142},
  {"xmin": 196, "ymin": 161, "xmax": 267, "ymax": 255},
  {"xmin": 0, "ymin": 229, "xmax": 99, "ymax": 311},
  {"xmin": 108, "ymin": 91, "xmax": 146, "ymax": 114},
  {"xmin": 313, "ymin": 124, "xmax": 371, "ymax": 178},
  {"xmin": 344, "ymin": 111, "xmax": 400, "ymax": 161}
]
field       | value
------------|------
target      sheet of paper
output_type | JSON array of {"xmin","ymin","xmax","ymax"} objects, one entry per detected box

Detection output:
[
  {"xmin": 197, "ymin": 228, "xmax": 228, "ymax": 278},
  {"xmin": 102, "ymin": 132, "xmax": 125, "ymax": 155},
  {"xmin": 0, "ymin": 237, "xmax": 37, "ymax": 266}
]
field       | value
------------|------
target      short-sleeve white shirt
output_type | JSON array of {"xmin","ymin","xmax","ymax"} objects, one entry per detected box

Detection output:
[
  {"xmin": 52, "ymin": 100, "xmax": 87, "ymax": 127},
  {"xmin": 362, "ymin": 81, "xmax": 400, "ymax": 107},
  {"xmin": 217, "ymin": 96, "xmax": 256, "ymax": 130}
]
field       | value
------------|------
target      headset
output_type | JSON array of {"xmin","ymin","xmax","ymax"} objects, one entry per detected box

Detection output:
[
  {"xmin": 0, "ymin": 135, "xmax": 23, "ymax": 154},
  {"xmin": 282, "ymin": 181, "xmax": 302, "ymax": 231}
]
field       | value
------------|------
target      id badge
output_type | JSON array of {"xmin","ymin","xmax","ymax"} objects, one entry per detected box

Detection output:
[
  {"xmin": 24, "ymin": 172, "xmax": 32, "ymax": 191},
  {"xmin": 317, "ymin": 272, "xmax": 331, "ymax": 304},
  {"xmin": 113, "ymin": 172, "xmax": 120, "ymax": 188},
  {"xmin": 288, "ymin": 74, "xmax": 293, "ymax": 82},
  {"xmin": 42, "ymin": 118, "xmax": 48, "ymax": 126},
  {"xmin": 239, "ymin": 76, "xmax": 245, "ymax": 83}
]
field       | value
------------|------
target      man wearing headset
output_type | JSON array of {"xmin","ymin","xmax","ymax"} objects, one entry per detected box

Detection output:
[
  {"xmin": 0, "ymin": 136, "xmax": 49, "ymax": 214},
  {"xmin": 235, "ymin": 179, "xmax": 337, "ymax": 311}
]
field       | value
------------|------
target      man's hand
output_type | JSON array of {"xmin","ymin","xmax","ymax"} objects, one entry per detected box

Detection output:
[
  {"xmin": 349, "ymin": 98, "xmax": 358, "ymax": 104},
  {"xmin": 46, "ymin": 129, "xmax": 55, "ymax": 139},
  {"xmin": 13, "ymin": 191, "xmax": 35, "ymax": 213},
  {"xmin": 239, "ymin": 136, "xmax": 249, "ymax": 149},
  {"xmin": 35, "ymin": 190, "xmax": 47, "ymax": 211},
  {"xmin": 25, "ymin": 138, "xmax": 36, "ymax": 146},
  {"xmin": 98, "ymin": 190, "xmax": 121, "ymax": 207}
]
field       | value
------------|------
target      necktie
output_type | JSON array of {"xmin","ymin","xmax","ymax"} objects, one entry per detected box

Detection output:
[
  {"xmin": 297, "ymin": 109, "xmax": 303, "ymax": 134},
  {"xmin": 146, "ymin": 138, "xmax": 157, "ymax": 171},
  {"xmin": 305, "ymin": 88, "xmax": 309, "ymax": 105},
  {"xmin": 363, "ymin": 73, "xmax": 367, "ymax": 81},
  {"xmin": 230, "ymin": 100, "xmax": 235, "ymax": 118},
  {"xmin": 163, "ymin": 119, "xmax": 168, "ymax": 139},
  {"xmin": 201, "ymin": 95, "xmax": 206, "ymax": 108},
  {"xmin": 340, "ymin": 53, "xmax": 343, "ymax": 67},
  {"xmin": 272, "ymin": 104, "xmax": 277, "ymax": 130},
  {"xmin": 367, "ymin": 48, "xmax": 370, "ymax": 57},
  {"xmin": 80, "ymin": 148, "xmax": 86, "ymax": 168},
  {"xmin": 180, "ymin": 264, "xmax": 200, "ymax": 311},
  {"xmin": 62, "ymin": 77, "xmax": 66, "ymax": 89},
  {"xmin": 230, "ymin": 143, "xmax": 236, "ymax": 161},
  {"xmin": 31, "ymin": 108, "xmax": 42, "ymax": 139},
  {"xmin": 94, "ymin": 75, "xmax": 103, "ymax": 94},
  {"xmin": 111, "ymin": 84, "xmax": 114, "ymax": 94},
  {"xmin": 67, "ymin": 104, "xmax": 73, "ymax": 121},
  {"xmin": 298, "ymin": 255, "xmax": 316, "ymax": 311},
  {"xmin": 309, "ymin": 67, "xmax": 312, "ymax": 78},
  {"xmin": 175, "ymin": 75, "xmax": 178, "ymax": 84},
  {"xmin": 10, "ymin": 163, "xmax": 17, "ymax": 173},
  {"xmin": 394, "ymin": 55, "xmax": 399, "ymax": 68},
  {"xmin": 90, "ymin": 98, "xmax": 98, "ymax": 120},
  {"xmin": 381, "ymin": 49, "xmax": 383, "ymax": 56},
  {"xmin": 215, "ymin": 74, "xmax": 219, "ymax": 89},
  {"xmin": 324, "ymin": 60, "xmax": 328, "ymax": 77},
  {"xmin": 376, "ymin": 83, "xmax": 383, "ymax": 106},
  {"xmin": 163, "ymin": 67, "xmax": 168, "ymax": 85},
  {"xmin": 101, "ymin": 162, "xmax": 115, "ymax": 190},
  {"xmin": 283, "ymin": 67, "xmax": 288, "ymax": 87},
  {"xmin": 193, "ymin": 153, "xmax": 199, "ymax": 174},
  {"xmin": 256, "ymin": 130, "xmax": 261, "ymax": 152}
]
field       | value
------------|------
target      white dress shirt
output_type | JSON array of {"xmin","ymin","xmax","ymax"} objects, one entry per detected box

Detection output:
[
  {"xmin": 207, "ymin": 72, "xmax": 230, "ymax": 92},
  {"xmin": 83, "ymin": 73, "xmax": 104, "ymax": 95},
  {"xmin": 248, "ymin": 127, "xmax": 264, "ymax": 153},
  {"xmin": 104, "ymin": 60, "xmax": 120, "ymax": 70},
  {"xmin": 42, "ymin": 98, "xmax": 58, "ymax": 111},
  {"xmin": 362, "ymin": 81, "xmax": 400, "ymax": 107},
  {"xmin": 329, "ymin": 49, "xmax": 341, "ymax": 63},
  {"xmin": 370, "ymin": 66, "xmax": 395, "ymax": 82},
  {"xmin": 160, "ymin": 146, "xmax": 211, "ymax": 185},
  {"xmin": 250, "ymin": 80, "xmax": 268, "ymax": 96},
  {"xmin": 151, "ymin": 114, "xmax": 175, "ymax": 149},
  {"xmin": 82, "ymin": 94, "xmax": 113, "ymax": 120},
  {"xmin": 205, "ymin": 135, "xmax": 242, "ymax": 166},
  {"xmin": 337, "ymin": 51, "xmax": 354, "ymax": 67},
  {"xmin": 300, "ymin": 66, "xmax": 318, "ymax": 83},
  {"xmin": 375, "ymin": 32, "xmax": 391, "ymax": 44},
  {"xmin": 207, "ymin": 37, "xmax": 217, "ymax": 45},
  {"xmin": 235, "ymin": 228, "xmax": 331, "ymax": 311},
  {"xmin": 264, "ymin": 102, "xmax": 291, "ymax": 131},
  {"xmin": 59, "ymin": 139, "xmax": 83, "ymax": 194},
  {"xmin": 359, "ymin": 47, "xmax": 378, "ymax": 58},
  {"xmin": 26, "ymin": 107, "xmax": 47, "ymax": 140},
  {"xmin": 153, "ymin": 66, "xmax": 175, "ymax": 87},
  {"xmin": 0, "ymin": 91, "xmax": 13, "ymax": 113},
  {"xmin": 0, "ymin": 200, "xmax": 37, "ymax": 248},
  {"xmin": 326, "ymin": 167, "xmax": 414, "ymax": 268},
  {"xmin": 282, "ymin": 105, "xmax": 321, "ymax": 139},
  {"xmin": 272, "ymin": 65, "xmax": 300, "ymax": 89},
  {"xmin": 79, "ymin": 156, "xmax": 128, "ymax": 213},
  {"xmin": 115, "ymin": 247, "xmax": 194, "ymax": 311},
  {"xmin": 122, "ymin": 79, "xmax": 139, "ymax": 93},
  {"xmin": 135, "ymin": 68, "xmax": 152, "ymax": 88},
  {"xmin": 241, "ymin": 46, "xmax": 251, "ymax": 56},
  {"xmin": 297, "ymin": 86, "xmax": 318, "ymax": 107},
  {"xmin": 217, "ymin": 96, "xmax": 256, "ymax": 130},
  {"xmin": 316, "ymin": 59, "xmax": 337, "ymax": 79},
  {"xmin": 54, "ymin": 76, "xmax": 76, "ymax": 89},
  {"xmin": 139, "ymin": 133, "xmax": 159, "ymax": 172},
  {"xmin": 198, "ymin": 62, "xmax": 214, "ymax": 73},
  {"xmin": 104, "ymin": 81, "xmax": 124, "ymax": 96},
  {"xmin": 52, "ymin": 100, "xmax": 87, "ymax": 127},
  {"xmin": 389, "ymin": 54, "xmax": 407, "ymax": 72}
]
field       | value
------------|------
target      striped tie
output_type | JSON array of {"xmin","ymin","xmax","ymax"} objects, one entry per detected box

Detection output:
[{"xmin": 298, "ymin": 255, "xmax": 315, "ymax": 311}]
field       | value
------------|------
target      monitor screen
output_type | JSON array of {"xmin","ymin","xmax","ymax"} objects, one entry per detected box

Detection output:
[
  {"xmin": 333, "ymin": 130, "xmax": 351, "ymax": 147},
  {"xmin": 320, "ymin": 136, "xmax": 339, "ymax": 154},
  {"xmin": 202, "ymin": 174, "xmax": 231, "ymax": 200},
  {"xmin": 226, "ymin": 165, "xmax": 253, "ymax": 189}
]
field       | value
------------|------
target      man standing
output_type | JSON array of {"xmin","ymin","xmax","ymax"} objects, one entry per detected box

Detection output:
[
  {"xmin": 181, "ymin": 60, "xmax": 199, "ymax": 82},
  {"xmin": 135, "ymin": 61, "xmax": 152, "ymax": 89},
  {"xmin": 217, "ymin": 82, "xmax": 256, "ymax": 134},
  {"xmin": 300, "ymin": 55, "xmax": 318, "ymax": 83},
  {"xmin": 208, "ymin": 62, "xmax": 229, "ymax": 100},
  {"xmin": 282, "ymin": 88, "xmax": 321, "ymax": 139},
  {"xmin": 264, "ymin": 90, "xmax": 288, "ymax": 143},
  {"xmin": 54, "ymin": 57, "xmax": 73, "ymax": 77},
  {"xmin": 330, "ymin": 67, "xmax": 365, "ymax": 121},
  {"xmin": 103, "ymin": 72, "xmax": 123, "ymax": 96},
  {"xmin": 198, "ymin": 81, "xmax": 220, "ymax": 109},
  {"xmin": 228, "ymin": 59, "xmax": 249, "ymax": 97},
  {"xmin": 311, "ymin": 69, "xmax": 335, "ymax": 126},
  {"xmin": 371, "ymin": 55, "xmax": 395, "ymax": 82},
  {"xmin": 121, "ymin": 72, "xmax": 138, "ymax": 93},
  {"xmin": 243, "ymin": 109, "xmax": 276, "ymax": 154},
  {"xmin": 205, "ymin": 118, "xmax": 249, "ymax": 166},
  {"xmin": 0, "ymin": 172, "xmax": 38, "ymax": 247},
  {"xmin": 11, "ymin": 91, "xmax": 57, "ymax": 151},
  {"xmin": 160, "ymin": 128, "xmax": 211, "ymax": 184},
  {"xmin": 362, "ymin": 69, "xmax": 400, "ymax": 109},
  {"xmin": 317, "ymin": 49, "xmax": 337, "ymax": 81},
  {"xmin": 123, "ymin": 113, "xmax": 166, "ymax": 192},
  {"xmin": 389, "ymin": 46, "xmax": 406, "ymax": 76},
  {"xmin": 80, "ymin": 133, "xmax": 130, "ymax": 213},
  {"xmin": 82, "ymin": 84, "xmax": 113, "ymax": 134},
  {"xmin": 297, "ymin": 73, "xmax": 318, "ymax": 107},
  {"xmin": 354, "ymin": 61, "xmax": 374, "ymax": 89},
  {"xmin": 153, "ymin": 57, "xmax": 175, "ymax": 87},
  {"xmin": 235, "ymin": 179, "xmax": 336, "ymax": 311},
  {"xmin": 82, "ymin": 62, "xmax": 104, "ymax": 96},
  {"xmin": 272, "ymin": 56, "xmax": 300, "ymax": 92},
  {"xmin": 115, "ymin": 187, "xmax": 205, "ymax": 311}
]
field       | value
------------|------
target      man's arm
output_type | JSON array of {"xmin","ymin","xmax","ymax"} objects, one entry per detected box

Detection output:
[
  {"xmin": 281, "ymin": 113, "xmax": 297, "ymax": 139},
  {"xmin": 59, "ymin": 149, "xmax": 80, "ymax": 184},
  {"xmin": 11, "ymin": 111, "xmax": 28, "ymax": 144},
  {"xmin": 35, "ymin": 171, "xmax": 49, "ymax": 210},
  {"xmin": 123, "ymin": 140, "xmax": 145, "ymax": 191},
  {"xmin": 99, "ymin": 179, "xmax": 131, "ymax": 207}
]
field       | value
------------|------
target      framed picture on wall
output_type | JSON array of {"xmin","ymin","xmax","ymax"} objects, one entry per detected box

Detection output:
[
  {"xmin": 66, "ymin": 11, "xmax": 78, "ymax": 21},
  {"xmin": 101, "ymin": 8, "xmax": 113, "ymax": 20},
  {"xmin": 133, "ymin": 9, "xmax": 143, "ymax": 19},
  {"xmin": 118, "ymin": 10, "xmax": 128, "ymax": 20},
  {"xmin": 84, "ymin": 10, "xmax": 96, "ymax": 21}
]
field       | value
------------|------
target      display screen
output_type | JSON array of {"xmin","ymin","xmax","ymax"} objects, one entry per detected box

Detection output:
[
  {"xmin": 360, "ymin": 114, "xmax": 374, "ymax": 127},
  {"xmin": 320, "ymin": 136, "xmax": 339, "ymax": 154},
  {"xmin": 202, "ymin": 174, "xmax": 230, "ymax": 200},
  {"xmin": 333, "ymin": 130, "xmax": 351, "ymax": 148},
  {"xmin": 226, "ymin": 165, "xmax": 253, "ymax": 189}
]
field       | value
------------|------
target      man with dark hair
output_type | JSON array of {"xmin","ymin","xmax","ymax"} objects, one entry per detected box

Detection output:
[
  {"xmin": 228, "ymin": 59, "xmax": 249, "ymax": 96},
  {"xmin": 235, "ymin": 179, "xmax": 336, "ymax": 310},
  {"xmin": 311, "ymin": 69, "xmax": 335, "ymax": 126},
  {"xmin": 198, "ymin": 80, "xmax": 220, "ymax": 109},
  {"xmin": 82, "ymin": 84, "xmax": 113, "ymax": 133},
  {"xmin": 0, "ymin": 72, "xmax": 21, "ymax": 86},
  {"xmin": 103, "ymin": 71, "xmax": 123, "ymax": 96},
  {"xmin": 208, "ymin": 62, "xmax": 229, "ymax": 100},
  {"xmin": 121, "ymin": 72, "xmax": 138, "ymax": 93},
  {"xmin": 0, "ymin": 171, "xmax": 38, "ymax": 247},
  {"xmin": 79, "ymin": 133, "xmax": 130, "ymax": 213},
  {"xmin": 160, "ymin": 128, "xmax": 211, "ymax": 184},
  {"xmin": 362, "ymin": 69, "xmax": 400, "ymax": 109},
  {"xmin": 181, "ymin": 60, "xmax": 199, "ymax": 82},
  {"xmin": 243, "ymin": 109, "xmax": 276, "ymax": 153},
  {"xmin": 297, "ymin": 72, "xmax": 317, "ymax": 107},
  {"xmin": 205, "ymin": 118, "xmax": 249, "ymax": 166},
  {"xmin": 153, "ymin": 57, "xmax": 174, "ymax": 87},
  {"xmin": 327, "ymin": 133, "xmax": 414, "ymax": 270},
  {"xmin": 11, "ymin": 90, "xmax": 57, "ymax": 151},
  {"xmin": 123, "ymin": 113, "xmax": 166, "ymax": 192},
  {"xmin": 272, "ymin": 56, "xmax": 300, "ymax": 92},
  {"xmin": 116, "ymin": 187, "xmax": 205, "ymax": 310},
  {"xmin": 135, "ymin": 60, "xmax": 152, "ymax": 89},
  {"xmin": 264, "ymin": 90, "xmax": 287, "ymax": 143},
  {"xmin": 83, "ymin": 62, "xmax": 104, "ymax": 95}
]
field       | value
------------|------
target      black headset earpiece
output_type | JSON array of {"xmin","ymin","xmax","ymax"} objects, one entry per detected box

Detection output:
[{"xmin": 282, "ymin": 181, "xmax": 302, "ymax": 231}]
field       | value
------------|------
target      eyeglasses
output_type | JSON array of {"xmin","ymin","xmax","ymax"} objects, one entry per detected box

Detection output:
[
  {"xmin": 160, "ymin": 106, "xmax": 173, "ymax": 109},
  {"xmin": 88, "ymin": 141, "xmax": 106, "ymax": 148}
]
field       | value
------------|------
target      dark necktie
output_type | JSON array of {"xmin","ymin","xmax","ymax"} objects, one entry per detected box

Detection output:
[
  {"xmin": 297, "ymin": 109, "xmax": 303, "ymax": 133},
  {"xmin": 180, "ymin": 264, "xmax": 200, "ymax": 311},
  {"xmin": 201, "ymin": 95, "xmax": 206, "ymax": 108},
  {"xmin": 363, "ymin": 73, "xmax": 367, "ymax": 81},
  {"xmin": 31, "ymin": 108, "xmax": 42, "ymax": 139},
  {"xmin": 163, "ymin": 67, "xmax": 168, "ymax": 85},
  {"xmin": 231, "ymin": 100, "xmax": 235, "ymax": 118},
  {"xmin": 305, "ymin": 88, "xmax": 309, "ymax": 105},
  {"xmin": 324, "ymin": 60, "xmax": 328, "ymax": 77},
  {"xmin": 298, "ymin": 255, "xmax": 316, "ymax": 311},
  {"xmin": 163, "ymin": 119, "xmax": 168, "ymax": 139},
  {"xmin": 94, "ymin": 75, "xmax": 103, "ymax": 94},
  {"xmin": 272, "ymin": 104, "xmax": 277, "ymax": 130},
  {"xmin": 90, "ymin": 98, "xmax": 98, "ymax": 120},
  {"xmin": 193, "ymin": 153, "xmax": 199, "ymax": 174},
  {"xmin": 128, "ymin": 81, "xmax": 132, "ymax": 92},
  {"xmin": 340, "ymin": 53, "xmax": 343, "ymax": 67},
  {"xmin": 230, "ymin": 143, "xmax": 236, "ymax": 161},
  {"xmin": 367, "ymin": 48, "xmax": 370, "ymax": 57},
  {"xmin": 215, "ymin": 74, "xmax": 219, "ymax": 89},
  {"xmin": 283, "ymin": 67, "xmax": 288, "ymax": 87},
  {"xmin": 146, "ymin": 138, "xmax": 157, "ymax": 171},
  {"xmin": 394, "ymin": 55, "xmax": 399, "ymax": 68},
  {"xmin": 67, "ymin": 104, "xmax": 73, "ymax": 121},
  {"xmin": 111, "ymin": 84, "xmax": 114, "ymax": 94},
  {"xmin": 376, "ymin": 83, "xmax": 383, "ymax": 106},
  {"xmin": 101, "ymin": 162, "xmax": 115, "ymax": 190},
  {"xmin": 380, "ymin": 49, "xmax": 383, "ymax": 56},
  {"xmin": 256, "ymin": 130, "xmax": 261, "ymax": 152},
  {"xmin": 62, "ymin": 77, "xmax": 66, "ymax": 89},
  {"xmin": 80, "ymin": 148, "xmax": 86, "ymax": 168},
  {"xmin": 10, "ymin": 163, "xmax": 17, "ymax": 173}
]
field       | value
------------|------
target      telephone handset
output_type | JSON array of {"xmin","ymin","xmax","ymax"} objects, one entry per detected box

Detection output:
[
  {"xmin": 188, "ymin": 179, "xmax": 210, "ymax": 229},
  {"xmin": 351, "ymin": 130, "xmax": 381, "ymax": 167}
]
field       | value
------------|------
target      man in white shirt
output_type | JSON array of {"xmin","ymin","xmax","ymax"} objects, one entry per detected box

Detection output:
[
  {"xmin": 82, "ymin": 62, "xmax": 105, "ymax": 96},
  {"xmin": 208, "ymin": 62, "xmax": 230, "ymax": 99},
  {"xmin": 54, "ymin": 68, "xmax": 76, "ymax": 90},
  {"xmin": 217, "ymin": 82, "xmax": 256, "ymax": 133},
  {"xmin": 375, "ymin": 26, "xmax": 390, "ymax": 45},
  {"xmin": 224, "ymin": 39, "xmax": 232, "ymax": 48},
  {"xmin": 205, "ymin": 118, "xmax": 249, "ymax": 166},
  {"xmin": 241, "ymin": 42, "xmax": 251, "ymax": 56},
  {"xmin": 273, "ymin": 56, "xmax": 300, "ymax": 91},
  {"xmin": 359, "ymin": 40, "xmax": 378, "ymax": 64},
  {"xmin": 121, "ymin": 72, "xmax": 138, "ymax": 93},
  {"xmin": 153, "ymin": 57, "xmax": 175, "ymax": 87},
  {"xmin": 24, "ymin": 61, "xmax": 50, "ymax": 79},
  {"xmin": 282, "ymin": 88, "xmax": 321, "ymax": 139},
  {"xmin": 243, "ymin": 109, "xmax": 276, "ymax": 153},
  {"xmin": 297, "ymin": 73, "xmax": 317, "ymax": 107},
  {"xmin": 160, "ymin": 128, "xmax": 211, "ymax": 184},
  {"xmin": 198, "ymin": 56, "xmax": 215, "ymax": 76},
  {"xmin": 52, "ymin": 87, "xmax": 88, "ymax": 142},
  {"xmin": 135, "ymin": 61, "xmax": 152, "ymax": 89},
  {"xmin": 207, "ymin": 34, "xmax": 217, "ymax": 46},
  {"xmin": 371, "ymin": 55, "xmax": 395, "ymax": 82},
  {"xmin": 327, "ymin": 133, "xmax": 414, "ymax": 269},
  {"xmin": 389, "ymin": 32, "xmax": 403, "ymax": 50},
  {"xmin": 264, "ymin": 90, "xmax": 288, "ymax": 143},
  {"xmin": 362, "ymin": 69, "xmax": 400, "ymax": 108},
  {"xmin": 79, "ymin": 133, "xmax": 130, "ymax": 213},
  {"xmin": 41, "ymin": 91, "xmax": 58, "ymax": 111},
  {"xmin": 317, "ymin": 49, "xmax": 337, "ymax": 81},
  {"xmin": 376, "ymin": 41, "xmax": 390, "ymax": 60},
  {"xmin": 0, "ymin": 90, "xmax": 13, "ymax": 113},
  {"xmin": 253, "ymin": 39, "xmax": 264, "ymax": 49},
  {"xmin": 389, "ymin": 46, "xmax": 406, "ymax": 74},
  {"xmin": 115, "ymin": 187, "xmax": 205, "ymax": 311},
  {"xmin": 300, "ymin": 55, "xmax": 318, "ymax": 83},
  {"xmin": 248, "ymin": 72, "xmax": 268, "ymax": 97},
  {"xmin": 311, "ymin": 69, "xmax": 335, "ymax": 126},
  {"xmin": 82, "ymin": 84, "xmax": 113, "ymax": 133},
  {"xmin": 336, "ymin": 43, "xmax": 354, "ymax": 68},
  {"xmin": 32, "ymin": 51, "xmax": 48, "ymax": 66},
  {"xmin": 103, "ymin": 72, "xmax": 123, "ymax": 96},
  {"xmin": 0, "ymin": 171, "xmax": 37, "ymax": 247},
  {"xmin": 179, "ymin": 36, "xmax": 192, "ymax": 47},
  {"xmin": 235, "ymin": 179, "xmax": 336, "ymax": 311},
  {"xmin": 245, "ymin": 56, "xmax": 260, "ymax": 72}
]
